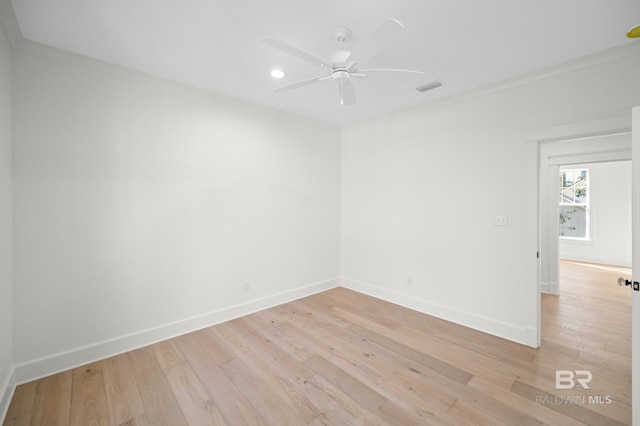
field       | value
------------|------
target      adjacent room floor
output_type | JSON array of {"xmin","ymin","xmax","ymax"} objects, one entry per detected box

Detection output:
[{"xmin": 3, "ymin": 260, "xmax": 632, "ymax": 425}]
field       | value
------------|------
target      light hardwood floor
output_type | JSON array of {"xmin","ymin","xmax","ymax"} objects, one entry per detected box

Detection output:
[{"xmin": 4, "ymin": 260, "xmax": 633, "ymax": 425}]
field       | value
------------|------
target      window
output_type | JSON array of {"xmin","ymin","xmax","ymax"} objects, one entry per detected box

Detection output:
[{"xmin": 559, "ymin": 168, "xmax": 589, "ymax": 239}]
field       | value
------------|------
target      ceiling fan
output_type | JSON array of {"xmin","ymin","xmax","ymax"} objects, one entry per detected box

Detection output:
[{"xmin": 263, "ymin": 18, "xmax": 424, "ymax": 106}]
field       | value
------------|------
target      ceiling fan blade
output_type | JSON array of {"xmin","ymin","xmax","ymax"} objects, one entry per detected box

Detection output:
[
  {"xmin": 263, "ymin": 37, "xmax": 331, "ymax": 69},
  {"xmin": 349, "ymin": 18, "xmax": 404, "ymax": 65},
  {"xmin": 339, "ymin": 79, "xmax": 356, "ymax": 106},
  {"xmin": 358, "ymin": 68, "xmax": 424, "ymax": 75},
  {"xmin": 274, "ymin": 75, "xmax": 331, "ymax": 92}
]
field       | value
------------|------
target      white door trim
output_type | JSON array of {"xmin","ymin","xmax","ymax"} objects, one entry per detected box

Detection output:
[
  {"xmin": 539, "ymin": 134, "xmax": 632, "ymax": 296},
  {"xmin": 525, "ymin": 109, "xmax": 632, "ymax": 348},
  {"xmin": 524, "ymin": 110, "xmax": 632, "ymax": 143},
  {"xmin": 631, "ymin": 106, "xmax": 639, "ymax": 426}
]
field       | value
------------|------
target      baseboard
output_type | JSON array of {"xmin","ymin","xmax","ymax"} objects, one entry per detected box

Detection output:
[
  {"xmin": 11, "ymin": 274, "xmax": 541, "ymax": 386},
  {"xmin": 340, "ymin": 277, "xmax": 539, "ymax": 348},
  {"xmin": 540, "ymin": 281, "xmax": 559, "ymax": 295},
  {"xmin": 0, "ymin": 367, "xmax": 15, "ymax": 424},
  {"xmin": 13, "ymin": 277, "xmax": 340, "ymax": 385},
  {"xmin": 559, "ymin": 254, "xmax": 631, "ymax": 268}
]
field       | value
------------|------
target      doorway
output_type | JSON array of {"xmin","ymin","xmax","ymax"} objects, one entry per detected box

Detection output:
[
  {"xmin": 539, "ymin": 133, "xmax": 632, "ymax": 296},
  {"xmin": 530, "ymin": 118, "xmax": 635, "ymax": 423}
]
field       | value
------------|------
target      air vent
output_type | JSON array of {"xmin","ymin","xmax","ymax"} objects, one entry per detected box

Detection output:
[{"xmin": 416, "ymin": 81, "xmax": 442, "ymax": 93}]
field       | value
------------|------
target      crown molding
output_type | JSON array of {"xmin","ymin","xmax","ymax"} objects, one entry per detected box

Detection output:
[{"xmin": 347, "ymin": 41, "xmax": 640, "ymax": 130}]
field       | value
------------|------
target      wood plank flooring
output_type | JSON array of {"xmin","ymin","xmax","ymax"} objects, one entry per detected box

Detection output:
[{"xmin": 4, "ymin": 260, "xmax": 632, "ymax": 425}]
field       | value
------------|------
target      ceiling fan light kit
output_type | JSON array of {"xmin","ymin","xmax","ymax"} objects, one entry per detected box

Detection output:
[{"xmin": 263, "ymin": 18, "xmax": 427, "ymax": 106}]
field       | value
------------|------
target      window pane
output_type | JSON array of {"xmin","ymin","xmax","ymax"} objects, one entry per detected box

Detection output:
[
  {"xmin": 564, "ymin": 171, "xmax": 575, "ymax": 187},
  {"xmin": 573, "ymin": 182, "xmax": 587, "ymax": 203},
  {"xmin": 560, "ymin": 187, "xmax": 576, "ymax": 204},
  {"xmin": 559, "ymin": 205, "xmax": 586, "ymax": 238},
  {"xmin": 559, "ymin": 169, "xmax": 588, "ymax": 203}
]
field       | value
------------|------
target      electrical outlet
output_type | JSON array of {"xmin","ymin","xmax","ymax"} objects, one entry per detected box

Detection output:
[
  {"xmin": 243, "ymin": 281, "xmax": 251, "ymax": 293},
  {"xmin": 494, "ymin": 215, "xmax": 508, "ymax": 227}
]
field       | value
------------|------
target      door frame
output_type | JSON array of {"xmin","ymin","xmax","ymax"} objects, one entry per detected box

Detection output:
[
  {"xmin": 631, "ymin": 106, "xmax": 639, "ymax": 426},
  {"xmin": 540, "ymin": 135, "xmax": 632, "ymax": 295},
  {"xmin": 525, "ymin": 108, "xmax": 636, "ymax": 419},
  {"xmin": 525, "ymin": 110, "xmax": 632, "ymax": 334}
]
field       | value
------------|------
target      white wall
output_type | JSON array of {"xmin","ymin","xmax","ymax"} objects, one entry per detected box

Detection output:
[
  {"xmin": 0, "ymin": 16, "xmax": 14, "ymax": 419},
  {"xmin": 12, "ymin": 43, "xmax": 341, "ymax": 380},
  {"xmin": 560, "ymin": 161, "xmax": 632, "ymax": 267},
  {"xmin": 341, "ymin": 44, "xmax": 640, "ymax": 347}
]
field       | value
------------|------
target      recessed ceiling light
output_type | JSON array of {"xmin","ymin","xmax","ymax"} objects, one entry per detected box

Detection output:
[{"xmin": 270, "ymin": 69, "xmax": 286, "ymax": 79}]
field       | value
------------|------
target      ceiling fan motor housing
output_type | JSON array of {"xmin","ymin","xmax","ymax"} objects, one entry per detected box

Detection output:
[{"xmin": 332, "ymin": 69, "xmax": 351, "ymax": 81}]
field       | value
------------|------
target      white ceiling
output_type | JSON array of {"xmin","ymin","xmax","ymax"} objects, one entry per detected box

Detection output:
[{"xmin": 8, "ymin": 0, "xmax": 640, "ymax": 127}]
